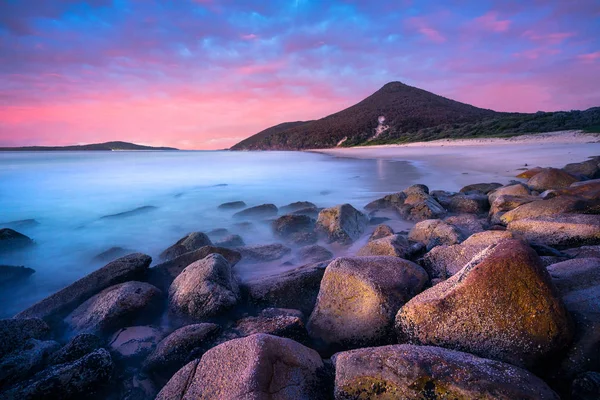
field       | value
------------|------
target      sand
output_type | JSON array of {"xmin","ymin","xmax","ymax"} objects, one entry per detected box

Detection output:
[{"xmin": 313, "ymin": 131, "xmax": 600, "ymax": 192}]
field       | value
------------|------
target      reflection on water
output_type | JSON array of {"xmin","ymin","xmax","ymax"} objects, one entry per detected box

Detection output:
[{"xmin": 0, "ymin": 150, "xmax": 421, "ymax": 317}]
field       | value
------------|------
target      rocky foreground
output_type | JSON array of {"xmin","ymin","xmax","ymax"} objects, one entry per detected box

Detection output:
[{"xmin": 1, "ymin": 157, "xmax": 599, "ymax": 399}]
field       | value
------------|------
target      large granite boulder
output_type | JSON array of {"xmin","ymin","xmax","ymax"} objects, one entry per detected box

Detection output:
[
  {"xmin": 243, "ymin": 261, "xmax": 329, "ymax": 315},
  {"xmin": 0, "ymin": 228, "xmax": 34, "ymax": 254},
  {"xmin": 489, "ymin": 194, "xmax": 539, "ymax": 224},
  {"xmin": 488, "ymin": 182, "xmax": 531, "ymax": 203},
  {"xmin": 527, "ymin": 167, "xmax": 579, "ymax": 191},
  {"xmin": 356, "ymin": 234, "xmax": 410, "ymax": 257},
  {"xmin": 403, "ymin": 197, "xmax": 446, "ymax": 222},
  {"xmin": 459, "ymin": 182, "xmax": 502, "ymax": 194},
  {"xmin": 308, "ymin": 257, "xmax": 428, "ymax": 351},
  {"xmin": 169, "ymin": 254, "xmax": 239, "ymax": 320},
  {"xmin": 564, "ymin": 158, "xmax": 600, "ymax": 179},
  {"xmin": 295, "ymin": 244, "xmax": 333, "ymax": 264},
  {"xmin": 155, "ymin": 334, "xmax": 325, "ymax": 400},
  {"xmin": 333, "ymin": 344, "xmax": 559, "ymax": 400},
  {"xmin": 217, "ymin": 201, "xmax": 246, "ymax": 210},
  {"xmin": 236, "ymin": 244, "xmax": 291, "ymax": 263},
  {"xmin": 396, "ymin": 240, "xmax": 573, "ymax": 368},
  {"xmin": 563, "ymin": 245, "xmax": 600, "ymax": 258},
  {"xmin": 226, "ymin": 308, "xmax": 307, "ymax": 344},
  {"xmin": 516, "ymin": 166, "xmax": 544, "ymax": 179},
  {"xmin": 279, "ymin": 201, "xmax": 317, "ymax": 214},
  {"xmin": 16, "ymin": 253, "xmax": 152, "ymax": 322},
  {"xmin": 0, "ymin": 348, "xmax": 113, "ymax": 400},
  {"xmin": 369, "ymin": 224, "xmax": 394, "ymax": 241},
  {"xmin": 143, "ymin": 323, "xmax": 220, "ymax": 378},
  {"xmin": 365, "ymin": 192, "xmax": 407, "ymax": 211},
  {"xmin": 408, "ymin": 219, "xmax": 463, "ymax": 250},
  {"xmin": 0, "ymin": 318, "xmax": 49, "ymax": 358},
  {"xmin": 316, "ymin": 204, "xmax": 367, "ymax": 245},
  {"xmin": 446, "ymin": 193, "xmax": 489, "ymax": 214},
  {"xmin": 159, "ymin": 232, "xmax": 213, "ymax": 261},
  {"xmin": 0, "ymin": 265, "xmax": 35, "ymax": 285},
  {"xmin": 64, "ymin": 281, "xmax": 162, "ymax": 336},
  {"xmin": 48, "ymin": 333, "xmax": 101, "ymax": 365},
  {"xmin": 0, "ymin": 339, "xmax": 60, "ymax": 388},
  {"xmin": 272, "ymin": 215, "xmax": 315, "ymax": 239},
  {"xmin": 421, "ymin": 230, "xmax": 517, "ymax": 280},
  {"xmin": 214, "ymin": 234, "xmax": 245, "ymax": 248},
  {"xmin": 443, "ymin": 214, "xmax": 485, "ymax": 237},
  {"xmin": 500, "ymin": 195, "xmax": 599, "ymax": 224},
  {"xmin": 508, "ymin": 214, "xmax": 600, "ymax": 248},
  {"xmin": 233, "ymin": 204, "xmax": 278, "ymax": 219},
  {"xmin": 148, "ymin": 246, "xmax": 241, "ymax": 291}
]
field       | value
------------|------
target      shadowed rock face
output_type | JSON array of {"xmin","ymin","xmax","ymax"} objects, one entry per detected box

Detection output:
[
  {"xmin": 217, "ymin": 201, "xmax": 246, "ymax": 210},
  {"xmin": 356, "ymin": 234, "xmax": 409, "ymax": 257},
  {"xmin": 315, "ymin": 203, "xmax": 368, "ymax": 245},
  {"xmin": 408, "ymin": 219, "xmax": 464, "ymax": 250},
  {"xmin": 156, "ymin": 334, "xmax": 325, "ymax": 400},
  {"xmin": 233, "ymin": 204, "xmax": 278, "ymax": 219},
  {"xmin": 396, "ymin": 240, "xmax": 573, "ymax": 369},
  {"xmin": 235, "ymin": 243, "xmax": 291, "ymax": 263},
  {"xmin": 500, "ymin": 195, "xmax": 600, "ymax": 224},
  {"xmin": 508, "ymin": 214, "xmax": 600, "ymax": 248},
  {"xmin": 0, "ymin": 228, "xmax": 34, "ymax": 253},
  {"xmin": 159, "ymin": 232, "xmax": 213, "ymax": 262},
  {"xmin": 296, "ymin": 244, "xmax": 333, "ymax": 264},
  {"xmin": 460, "ymin": 182, "xmax": 502, "ymax": 194},
  {"xmin": 0, "ymin": 265, "xmax": 35, "ymax": 285},
  {"xmin": 272, "ymin": 214, "xmax": 315, "ymax": 239},
  {"xmin": 0, "ymin": 318, "xmax": 50, "ymax": 358},
  {"xmin": 15, "ymin": 253, "xmax": 152, "ymax": 322},
  {"xmin": 307, "ymin": 256, "xmax": 428, "ymax": 352},
  {"xmin": 333, "ymin": 344, "xmax": 559, "ymax": 400},
  {"xmin": 527, "ymin": 168, "xmax": 579, "ymax": 191}
]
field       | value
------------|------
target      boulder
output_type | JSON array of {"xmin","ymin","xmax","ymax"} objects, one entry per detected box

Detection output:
[
  {"xmin": 396, "ymin": 240, "xmax": 573, "ymax": 368},
  {"xmin": 243, "ymin": 261, "xmax": 329, "ymax": 315},
  {"xmin": 516, "ymin": 166, "xmax": 544, "ymax": 179},
  {"xmin": 272, "ymin": 214, "xmax": 315, "ymax": 239},
  {"xmin": 148, "ymin": 246, "xmax": 241, "ymax": 291},
  {"xmin": 500, "ymin": 195, "xmax": 600, "ymax": 224},
  {"xmin": 365, "ymin": 192, "xmax": 406, "ymax": 211},
  {"xmin": 404, "ymin": 184, "xmax": 430, "ymax": 195},
  {"xmin": 159, "ymin": 232, "xmax": 213, "ymax": 261},
  {"xmin": 316, "ymin": 204, "xmax": 368, "ymax": 244},
  {"xmin": 155, "ymin": 334, "xmax": 325, "ymax": 400},
  {"xmin": 16, "ymin": 253, "xmax": 152, "ymax": 322},
  {"xmin": 572, "ymin": 371, "xmax": 600, "ymax": 400},
  {"xmin": 459, "ymin": 182, "xmax": 503, "ymax": 194},
  {"xmin": 213, "ymin": 234, "xmax": 244, "ymax": 248},
  {"xmin": 369, "ymin": 224, "xmax": 394, "ymax": 241},
  {"xmin": 0, "ymin": 318, "xmax": 50, "ymax": 358},
  {"xmin": 488, "ymin": 183, "xmax": 532, "ymax": 203},
  {"xmin": 92, "ymin": 246, "xmax": 134, "ymax": 263},
  {"xmin": 48, "ymin": 333, "xmax": 101, "ymax": 365},
  {"xmin": 333, "ymin": 344, "xmax": 559, "ymax": 400},
  {"xmin": 564, "ymin": 158, "xmax": 600, "ymax": 179},
  {"xmin": 233, "ymin": 204, "xmax": 278, "ymax": 219},
  {"xmin": 226, "ymin": 309, "xmax": 307, "ymax": 343},
  {"xmin": 356, "ymin": 234, "xmax": 410, "ymax": 257},
  {"xmin": 447, "ymin": 193, "xmax": 489, "ymax": 214},
  {"xmin": 279, "ymin": 201, "xmax": 317, "ymax": 214},
  {"xmin": 443, "ymin": 214, "xmax": 485, "ymax": 237},
  {"xmin": 403, "ymin": 197, "xmax": 447, "ymax": 221},
  {"xmin": 307, "ymin": 257, "xmax": 428, "ymax": 351},
  {"xmin": 291, "ymin": 207, "xmax": 321, "ymax": 218},
  {"xmin": 527, "ymin": 167, "xmax": 579, "ymax": 191},
  {"xmin": 217, "ymin": 201, "xmax": 246, "ymax": 210},
  {"xmin": 508, "ymin": 214, "xmax": 600, "ymax": 248},
  {"xmin": 0, "ymin": 339, "xmax": 60, "ymax": 388},
  {"xmin": 0, "ymin": 265, "xmax": 35, "ymax": 285},
  {"xmin": 489, "ymin": 194, "xmax": 539, "ymax": 224},
  {"xmin": 207, "ymin": 228, "xmax": 229, "ymax": 239},
  {"xmin": 169, "ymin": 254, "xmax": 239, "ymax": 320},
  {"xmin": 547, "ymin": 258, "xmax": 600, "ymax": 294},
  {"xmin": 143, "ymin": 323, "xmax": 220, "ymax": 377},
  {"xmin": 0, "ymin": 228, "xmax": 34, "ymax": 253},
  {"xmin": 295, "ymin": 245, "xmax": 333, "ymax": 264},
  {"xmin": 1, "ymin": 348, "xmax": 113, "ymax": 400},
  {"xmin": 236, "ymin": 243, "xmax": 291, "ymax": 263},
  {"xmin": 108, "ymin": 325, "xmax": 165, "ymax": 362},
  {"xmin": 408, "ymin": 219, "xmax": 463, "ymax": 250},
  {"xmin": 563, "ymin": 245, "xmax": 600, "ymax": 258},
  {"xmin": 287, "ymin": 231, "xmax": 318, "ymax": 246},
  {"xmin": 64, "ymin": 281, "xmax": 162, "ymax": 335},
  {"xmin": 421, "ymin": 230, "xmax": 517, "ymax": 280},
  {"xmin": 543, "ymin": 179, "xmax": 600, "ymax": 201}
]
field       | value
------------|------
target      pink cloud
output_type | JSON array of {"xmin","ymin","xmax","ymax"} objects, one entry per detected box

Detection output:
[
  {"xmin": 408, "ymin": 17, "xmax": 446, "ymax": 43},
  {"xmin": 241, "ymin": 33, "xmax": 258, "ymax": 40},
  {"xmin": 513, "ymin": 48, "xmax": 560, "ymax": 60},
  {"xmin": 474, "ymin": 12, "xmax": 511, "ymax": 33},
  {"xmin": 523, "ymin": 30, "xmax": 576, "ymax": 45},
  {"xmin": 578, "ymin": 51, "xmax": 600, "ymax": 62}
]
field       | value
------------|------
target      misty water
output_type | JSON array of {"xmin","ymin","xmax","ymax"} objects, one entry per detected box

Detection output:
[{"xmin": 0, "ymin": 150, "xmax": 430, "ymax": 317}]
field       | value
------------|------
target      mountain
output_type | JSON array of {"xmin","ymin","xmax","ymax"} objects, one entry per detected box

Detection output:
[
  {"xmin": 231, "ymin": 82, "xmax": 600, "ymax": 150},
  {"xmin": 0, "ymin": 141, "xmax": 178, "ymax": 151}
]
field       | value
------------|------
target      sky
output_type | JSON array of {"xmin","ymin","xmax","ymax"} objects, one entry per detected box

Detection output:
[{"xmin": 0, "ymin": 0, "xmax": 599, "ymax": 149}]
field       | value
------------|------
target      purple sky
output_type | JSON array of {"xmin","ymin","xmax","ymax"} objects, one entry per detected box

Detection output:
[{"xmin": 1, "ymin": 0, "xmax": 599, "ymax": 149}]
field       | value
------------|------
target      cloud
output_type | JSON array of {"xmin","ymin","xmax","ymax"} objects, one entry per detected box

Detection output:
[{"xmin": 473, "ymin": 12, "xmax": 511, "ymax": 33}]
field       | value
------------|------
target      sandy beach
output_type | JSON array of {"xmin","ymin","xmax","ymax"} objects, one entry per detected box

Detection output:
[{"xmin": 313, "ymin": 130, "xmax": 600, "ymax": 191}]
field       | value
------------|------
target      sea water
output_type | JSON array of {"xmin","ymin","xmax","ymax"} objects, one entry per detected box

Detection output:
[{"xmin": 0, "ymin": 150, "xmax": 423, "ymax": 317}]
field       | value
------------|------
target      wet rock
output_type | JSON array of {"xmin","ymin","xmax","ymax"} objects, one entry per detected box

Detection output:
[
  {"xmin": 357, "ymin": 234, "xmax": 410, "ymax": 257},
  {"xmin": 489, "ymin": 194, "xmax": 539, "ymax": 224},
  {"xmin": 296, "ymin": 244, "xmax": 333, "ymax": 264},
  {"xmin": 0, "ymin": 265, "xmax": 35, "ymax": 285},
  {"xmin": 0, "ymin": 318, "xmax": 50, "ymax": 358},
  {"xmin": 243, "ymin": 261, "xmax": 329, "ymax": 315},
  {"xmin": 527, "ymin": 167, "xmax": 579, "ymax": 191},
  {"xmin": 214, "ymin": 234, "xmax": 244, "ymax": 248},
  {"xmin": 227, "ymin": 308, "xmax": 307, "ymax": 343},
  {"xmin": 333, "ymin": 344, "xmax": 559, "ymax": 400},
  {"xmin": 272, "ymin": 214, "xmax": 315, "ymax": 239},
  {"xmin": 316, "ymin": 203, "xmax": 368, "ymax": 245},
  {"xmin": 369, "ymin": 224, "xmax": 394, "ymax": 241},
  {"xmin": 1, "ymin": 348, "xmax": 113, "ymax": 400},
  {"xmin": 143, "ymin": 323, "xmax": 220, "ymax": 378},
  {"xmin": 92, "ymin": 246, "xmax": 134, "ymax": 263},
  {"xmin": 279, "ymin": 201, "xmax": 317, "ymax": 214},
  {"xmin": 108, "ymin": 326, "xmax": 165, "ymax": 362},
  {"xmin": 148, "ymin": 246, "xmax": 241, "ymax": 291},
  {"xmin": 516, "ymin": 166, "xmax": 544, "ymax": 179},
  {"xmin": 508, "ymin": 214, "xmax": 600, "ymax": 248},
  {"xmin": 236, "ymin": 243, "xmax": 291, "ymax": 263},
  {"xmin": 48, "ymin": 333, "xmax": 101, "ymax": 365},
  {"xmin": 169, "ymin": 254, "xmax": 239, "ymax": 320},
  {"xmin": 405, "ymin": 184, "xmax": 430, "ymax": 195},
  {"xmin": 447, "ymin": 193, "xmax": 489, "ymax": 214},
  {"xmin": 64, "ymin": 281, "xmax": 162, "ymax": 335},
  {"xmin": 408, "ymin": 219, "xmax": 464, "ymax": 250},
  {"xmin": 291, "ymin": 207, "xmax": 321, "ymax": 218},
  {"xmin": 500, "ymin": 195, "xmax": 599, "ymax": 224},
  {"xmin": 288, "ymin": 231, "xmax": 318, "ymax": 245},
  {"xmin": 564, "ymin": 158, "xmax": 600, "ymax": 179},
  {"xmin": 421, "ymin": 230, "xmax": 517, "ymax": 280},
  {"xmin": 488, "ymin": 182, "xmax": 532, "ymax": 204},
  {"xmin": 155, "ymin": 334, "xmax": 325, "ymax": 400},
  {"xmin": 233, "ymin": 204, "xmax": 278, "ymax": 219},
  {"xmin": 563, "ymin": 245, "xmax": 600, "ymax": 258},
  {"xmin": 0, "ymin": 339, "xmax": 60, "ymax": 388},
  {"xmin": 0, "ymin": 228, "xmax": 34, "ymax": 253},
  {"xmin": 443, "ymin": 214, "xmax": 485, "ymax": 237},
  {"xmin": 308, "ymin": 257, "xmax": 428, "ymax": 352},
  {"xmin": 365, "ymin": 192, "xmax": 406, "ymax": 211},
  {"xmin": 118, "ymin": 370, "xmax": 158, "ymax": 400},
  {"xmin": 403, "ymin": 197, "xmax": 447, "ymax": 221},
  {"xmin": 459, "ymin": 182, "xmax": 503, "ymax": 194},
  {"xmin": 396, "ymin": 240, "xmax": 573, "ymax": 368},
  {"xmin": 159, "ymin": 232, "xmax": 213, "ymax": 261},
  {"xmin": 571, "ymin": 371, "xmax": 600, "ymax": 400},
  {"xmin": 217, "ymin": 201, "xmax": 246, "ymax": 210},
  {"xmin": 16, "ymin": 253, "xmax": 152, "ymax": 322},
  {"xmin": 548, "ymin": 258, "xmax": 600, "ymax": 295}
]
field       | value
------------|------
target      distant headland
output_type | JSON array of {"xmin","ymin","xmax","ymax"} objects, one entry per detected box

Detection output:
[{"xmin": 0, "ymin": 141, "xmax": 178, "ymax": 151}]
